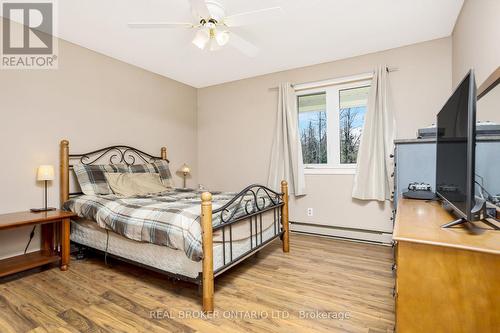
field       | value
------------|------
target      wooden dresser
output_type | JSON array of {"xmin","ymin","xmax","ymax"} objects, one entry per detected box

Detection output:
[{"xmin": 393, "ymin": 199, "xmax": 500, "ymax": 333}]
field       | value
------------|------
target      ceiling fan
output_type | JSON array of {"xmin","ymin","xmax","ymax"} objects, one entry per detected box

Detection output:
[{"xmin": 128, "ymin": 0, "xmax": 282, "ymax": 57}]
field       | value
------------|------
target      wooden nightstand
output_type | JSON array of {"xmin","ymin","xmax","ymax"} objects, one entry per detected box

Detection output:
[{"xmin": 0, "ymin": 210, "xmax": 76, "ymax": 277}]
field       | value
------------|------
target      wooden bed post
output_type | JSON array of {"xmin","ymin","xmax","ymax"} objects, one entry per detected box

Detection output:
[
  {"xmin": 160, "ymin": 147, "xmax": 167, "ymax": 160},
  {"xmin": 59, "ymin": 140, "xmax": 70, "ymax": 271},
  {"xmin": 281, "ymin": 180, "xmax": 290, "ymax": 253},
  {"xmin": 201, "ymin": 192, "xmax": 214, "ymax": 312},
  {"xmin": 60, "ymin": 140, "xmax": 70, "ymax": 206}
]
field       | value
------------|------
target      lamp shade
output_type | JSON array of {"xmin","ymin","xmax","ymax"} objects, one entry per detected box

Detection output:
[
  {"xmin": 180, "ymin": 163, "xmax": 191, "ymax": 174},
  {"xmin": 37, "ymin": 165, "xmax": 55, "ymax": 181}
]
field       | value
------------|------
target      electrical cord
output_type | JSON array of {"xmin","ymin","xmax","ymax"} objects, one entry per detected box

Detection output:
[
  {"xmin": 24, "ymin": 226, "xmax": 36, "ymax": 254},
  {"xmin": 474, "ymin": 180, "xmax": 500, "ymax": 223},
  {"xmin": 485, "ymin": 212, "xmax": 500, "ymax": 223},
  {"xmin": 474, "ymin": 179, "xmax": 499, "ymax": 205},
  {"xmin": 104, "ymin": 229, "xmax": 110, "ymax": 265}
]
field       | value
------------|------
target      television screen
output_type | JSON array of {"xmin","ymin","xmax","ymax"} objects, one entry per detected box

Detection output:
[{"xmin": 436, "ymin": 71, "xmax": 476, "ymax": 221}]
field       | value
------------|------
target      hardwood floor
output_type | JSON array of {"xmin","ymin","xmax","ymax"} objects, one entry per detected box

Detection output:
[{"xmin": 0, "ymin": 234, "xmax": 395, "ymax": 333}]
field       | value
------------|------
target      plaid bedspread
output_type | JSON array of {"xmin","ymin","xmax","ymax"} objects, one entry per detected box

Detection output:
[{"xmin": 63, "ymin": 189, "xmax": 277, "ymax": 261}]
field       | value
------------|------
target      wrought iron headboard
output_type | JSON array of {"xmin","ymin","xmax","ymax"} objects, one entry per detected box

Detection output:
[
  {"xmin": 69, "ymin": 145, "xmax": 167, "ymax": 166},
  {"xmin": 60, "ymin": 140, "xmax": 168, "ymax": 203}
]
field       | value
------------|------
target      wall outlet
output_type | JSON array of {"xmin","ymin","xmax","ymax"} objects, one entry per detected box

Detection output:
[{"xmin": 307, "ymin": 208, "xmax": 314, "ymax": 217}]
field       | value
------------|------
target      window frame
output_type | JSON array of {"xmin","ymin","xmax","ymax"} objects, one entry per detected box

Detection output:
[{"xmin": 297, "ymin": 77, "xmax": 372, "ymax": 175}]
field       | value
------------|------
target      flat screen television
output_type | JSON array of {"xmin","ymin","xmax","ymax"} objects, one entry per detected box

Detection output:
[{"xmin": 436, "ymin": 70, "xmax": 479, "ymax": 226}]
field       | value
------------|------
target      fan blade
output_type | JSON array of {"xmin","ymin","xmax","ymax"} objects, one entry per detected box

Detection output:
[
  {"xmin": 128, "ymin": 22, "xmax": 193, "ymax": 29},
  {"xmin": 190, "ymin": 0, "xmax": 210, "ymax": 19},
  {"xmin": 224, "ymin": 7, "xmax": 282, "ymax": 27},
  {"xmin": 228, "ymin": 32, "xmax": 259, "ymax": 57}
]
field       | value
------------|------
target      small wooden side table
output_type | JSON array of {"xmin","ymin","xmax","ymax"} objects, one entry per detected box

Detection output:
[{"xmin": 0, "ymin": 210, "xmax": 76, "ymax": 277}]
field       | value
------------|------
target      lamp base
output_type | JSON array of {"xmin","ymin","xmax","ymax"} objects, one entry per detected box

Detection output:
[
  {"xmin": 30, "ymin": 207, "xmax": 56, "ymax": 213},
  {"xmin": 176, "ymin": 188, "xmax": 194, "ymax": 192}
]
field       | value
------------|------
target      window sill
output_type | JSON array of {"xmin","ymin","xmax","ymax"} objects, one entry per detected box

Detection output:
[{"xmin": 304, "ymin": 168, "xmax": 356, "ymax": 175}]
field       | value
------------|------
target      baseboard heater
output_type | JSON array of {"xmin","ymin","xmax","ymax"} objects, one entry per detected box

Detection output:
[{"xmin": 290, "ymin": 221, "xmax": 393, "ymax": 244}]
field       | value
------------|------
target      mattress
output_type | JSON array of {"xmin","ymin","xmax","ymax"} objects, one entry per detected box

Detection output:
[
  {"xmin": 64, "ymin": 189, "xmax": 280, "ymax": 262},
  {"xmin": 70, "ymin": 212, "xmax": 280, "ymax": 279}
]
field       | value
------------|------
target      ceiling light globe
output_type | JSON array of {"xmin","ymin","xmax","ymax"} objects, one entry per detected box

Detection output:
[
  {"xmin": 208, "ymin": 38, "xmax": 221, "ymax": 51},
  {"xmin": 192, "ymin": 29, "xmax": 209, "ymax": 49},
  {"xmin": 216, "ymin": 31, "xmax": 230, "ymax": 46}
]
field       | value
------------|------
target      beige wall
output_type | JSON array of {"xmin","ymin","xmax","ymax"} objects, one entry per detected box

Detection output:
[
  {"xmin": 452, "ymin": 0, "xmax": 500, "ymax": 86},
  {"xmin": 0, "ymin": 26, "xmax": 198, "ymax": 258},
  {"xmin": 197, "ymin": 38, "xmax": 452, "ymax": 233}
]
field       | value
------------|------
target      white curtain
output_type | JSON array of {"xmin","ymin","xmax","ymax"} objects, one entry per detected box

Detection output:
[
  {"xmin": 268, "ymin": 82, "xmax": 306, "ymax": 196},
  {"xmin": 352, "ymin": 66, "xmax": 396, "ymax": 201}
]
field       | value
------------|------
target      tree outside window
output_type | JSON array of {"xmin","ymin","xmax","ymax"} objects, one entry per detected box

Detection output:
[{"xmin": 298, "ymin": 81, "xmax": 370, "ymax": 170}]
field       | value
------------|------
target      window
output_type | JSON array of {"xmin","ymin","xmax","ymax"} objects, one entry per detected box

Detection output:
[
  {"xmin": 339, "ymin": 86, "xmax": 370, "ymax": 164},
  {"xmin": 298, "ymin": 77, "xmax": 371, "ymax": 173},
  {"xmin": 298, "ymin": 93, "xmax": 327, "ymax": 164}
]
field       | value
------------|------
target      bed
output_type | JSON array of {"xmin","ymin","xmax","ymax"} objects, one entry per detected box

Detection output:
[{"xmin": 59, "ymin": 140, "xmax": 289, "ymax": 312}]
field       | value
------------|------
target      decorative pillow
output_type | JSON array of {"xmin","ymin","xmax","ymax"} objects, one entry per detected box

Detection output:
[
  {"xmin": 104, "ymin": 173, "xmax": 170, "ymax": 197},
  {"xmin": 127, "ymin": 160, "xmax": 174, "ymax": 188},
  {"xmin": 73, "ymin": 164, "xmax": 128, "ymax": 195}
]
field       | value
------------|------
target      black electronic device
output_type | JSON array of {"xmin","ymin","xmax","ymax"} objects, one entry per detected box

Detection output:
[
  {"xmin": 436, "ymin": 70, "xmax": 482, "ymax": 228},
  {"xmin": 403, "ymin": 182, "xmax": 436, "ymax": 200}
]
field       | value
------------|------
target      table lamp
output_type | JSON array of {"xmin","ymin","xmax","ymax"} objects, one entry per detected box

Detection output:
[
  {"xmin": 31, "ymin": 165, "xmax": 56, "ymax": 212},
  {"xmin": 179, "ymin": 163, "xmax": 191, "ymax": 189}
]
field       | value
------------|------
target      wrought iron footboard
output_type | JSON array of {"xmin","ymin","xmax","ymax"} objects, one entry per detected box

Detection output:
[
  {"xmin": 210, "ymin": 184, "xmax": 285, "ymax": 276},
  {"xmin": 197, "ymin": 181, "xmax": 289, "ymax": 312}
]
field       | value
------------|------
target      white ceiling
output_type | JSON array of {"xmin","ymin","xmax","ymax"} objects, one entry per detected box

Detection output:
[{"xmin": 57, "ymin": 0, "xmax": 464, "ymax": 88}]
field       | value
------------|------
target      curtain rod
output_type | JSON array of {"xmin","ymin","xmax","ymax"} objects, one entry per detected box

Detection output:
[{"xmin": 269, "ymin": 66, "xmax": 399, "ymax": 91}]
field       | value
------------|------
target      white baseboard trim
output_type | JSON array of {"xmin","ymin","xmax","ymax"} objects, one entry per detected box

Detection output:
[{"xmin": 290, "ymin": 222, "xmax": 393, "ymax": 244}]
